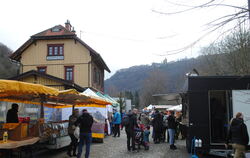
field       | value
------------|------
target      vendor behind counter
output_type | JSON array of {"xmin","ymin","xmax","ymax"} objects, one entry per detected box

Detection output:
[{"xmin": 6, "ymin": 103, "xmax": 19, "ymax": 123}]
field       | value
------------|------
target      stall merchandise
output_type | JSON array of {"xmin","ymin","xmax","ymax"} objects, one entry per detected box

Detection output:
[{"xmin": 1, "ymin": 123, "xmax": 28, "ymax": 141}]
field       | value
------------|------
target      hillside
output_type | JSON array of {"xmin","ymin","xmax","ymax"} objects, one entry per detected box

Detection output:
[
  {"xmin": 0, "ymin": 43, "xmax": 19, "ymax": 79},
  {"xmin": 105, "ymin": 58, "xmax": 201, "ymax": 95}
]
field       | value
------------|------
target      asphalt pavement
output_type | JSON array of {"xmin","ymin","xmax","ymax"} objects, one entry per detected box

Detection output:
[{"xmin": 34, "ymin": 129, "xmax": 190, "ymax": 158}]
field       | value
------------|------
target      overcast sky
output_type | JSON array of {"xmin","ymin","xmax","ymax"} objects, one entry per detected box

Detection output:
[{"xmin": 0, "ymin": 0, "xmax": 247, "ymax": 78}]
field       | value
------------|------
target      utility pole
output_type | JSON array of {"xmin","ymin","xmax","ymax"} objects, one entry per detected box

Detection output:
[
  {"xmin": 248, "ymin": 0, "xmax": 250, "ymax": 29},
  {"xmin": 80, "ymin": 30, "xmax": 83, "ymax": 39},
  {"xmin": 248, "ymin": 0, "xmax": 250, "ymax": 19}
]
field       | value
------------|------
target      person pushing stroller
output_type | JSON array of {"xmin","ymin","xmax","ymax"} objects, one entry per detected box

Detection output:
[{"xmin": 134, "ymin": 125, "xmax": 150, "ymax": 151}]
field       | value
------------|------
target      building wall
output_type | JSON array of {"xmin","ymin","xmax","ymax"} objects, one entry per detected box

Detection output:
[
  {"xmin": 91, "ymin": 62, "xmax": 104, "ymax": 92},
  {"xmin": 20, "ymin": 39, "xmax": 91, "ymax": 88},
  {"xmin": 19, "ymin": 75, "xmax": 65, "ymax": 90}
]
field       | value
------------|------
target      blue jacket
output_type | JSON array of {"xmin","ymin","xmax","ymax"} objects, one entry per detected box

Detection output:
[
  {"xmin": 113, "ymin": 112, "xmax": 121, "ymax": 124},
  {"xmin": 143, "ymin": 130, "xmax": 150, "ymax": 142}
]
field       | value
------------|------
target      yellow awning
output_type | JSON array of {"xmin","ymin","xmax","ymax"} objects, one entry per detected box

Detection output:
[
  {"xmin": 0, "ymin": 80, "xmax": 110, "ymax": 108},
  {"xmin": 0, "ymin": 80, "xmax": 59, "ymax": 105},
  {"xmin": 58, "ymin": 89, "xmax": 79, "ymax": 95},
  {"xmin": 45, "ymin": 103, "xmax": 107, "ymax": 109},
  {"xmin": 0, "ymin": 80, "xmax": 59, "ymax": 97},
  {"xmin": 46, "ymin": 89, "xmax": 112, "ymax": 108}
]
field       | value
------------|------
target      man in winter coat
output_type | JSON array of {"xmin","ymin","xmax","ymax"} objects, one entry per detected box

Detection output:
[
  {"xmin": 75, "ymin": 109, "xmax": 94, "ymax": 158},
  {"xmin": 113, "ymin": 109, "xmax": 121, "ymax": 137},
  {"xmin": 125, "ymin": 109, "xmax": 139, "ymax": 151},
  {"xmin": 226, "ymin": 112, "xmax": 249, "ymax": 158},
  {"xmin": 152, "ymin": 110, "xmax": 163, "ymax": 144},
  {"xmin": 167, "ymin": 111, "xmax": 177, "ymax": 150}
]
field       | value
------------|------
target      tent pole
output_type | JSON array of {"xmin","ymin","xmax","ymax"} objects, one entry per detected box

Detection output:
[
  {"xmin": 40, "ymin": 95, "xmax": 45, "ymax": 118},
  {"xmin": 72, "ymin": 104, "xmax": 75, "ymax": 114}
]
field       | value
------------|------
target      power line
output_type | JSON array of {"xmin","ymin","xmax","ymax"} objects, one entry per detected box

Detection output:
[{"xmin": 79, "ymin": 30, "xmax": 177, "ymax": 42}]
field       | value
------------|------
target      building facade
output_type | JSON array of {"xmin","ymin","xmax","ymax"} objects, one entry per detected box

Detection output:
[{"xmin": 10, "ymin": 20, "xmax": 110, "ymax": 92}]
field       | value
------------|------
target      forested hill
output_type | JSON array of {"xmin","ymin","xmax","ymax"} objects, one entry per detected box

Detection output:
[
  {"xmin": 0, "ymin": 43, "xmax": 19, "ymax": 79},
  {"xmin": 105, "ymin": 28, "xmax": 250, "ymax": 98},
  {"xmin": 104, "ymin": 57, "xmax": 202, "ymax": 95}
]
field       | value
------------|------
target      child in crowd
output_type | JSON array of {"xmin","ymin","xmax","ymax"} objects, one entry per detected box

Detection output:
[{"xmin": 143, "ymin": 126, "xmax": 150, "ymax": 150}]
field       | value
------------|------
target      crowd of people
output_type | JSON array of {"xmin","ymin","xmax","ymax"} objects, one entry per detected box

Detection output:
[
  {"xmin": 5, "ymin": 103, "xmax": 249, "ymax": 158},
  {"xmin": 106, "ymin": 108, "xmax": 186, "ymax": 152},
  {"xmin": 65, "ymin": 106, "xmax": 249, "ymax": 158},
  {"xmin": 110, "ymin": 109, "xmax": 249, "ymax": 158}
]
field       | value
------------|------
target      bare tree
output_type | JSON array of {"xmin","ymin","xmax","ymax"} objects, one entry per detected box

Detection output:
[
  {"xmin": 117, "ymin": 92, "xmax": 125, "ymax": 113},
  {"xmin": 152, "ymin": 0, "xmax": 249, "ymax": 55},
  {"xmin": 199, "ymin": 24, "xmax": 250, "ymax": 75},
  {"xmin": 105, "ymin": 84, "xmax": 119, "ymax": 97},
  {"xmin": 139, "ymin": 69, "xmax": 168, "ymax": 108}
]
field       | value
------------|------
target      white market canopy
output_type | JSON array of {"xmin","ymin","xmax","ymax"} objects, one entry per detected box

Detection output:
[
  {"xmin": 146, "ymin": 104, "xmax": 153, "ymax": 110},
  {"xmin": 82, "ymin": 88, "xmax": 118, "ymax": 107},
  {"xmin": 146, "ymin": 105, "xmax": 175, "ymax": 110},
  {"xmin": 82, "ymin": 88, "xmax": 100, "ymax": 98},
  {"xmin": 168, "ymin": 104, "xmax": 182, "ymax": 112}
]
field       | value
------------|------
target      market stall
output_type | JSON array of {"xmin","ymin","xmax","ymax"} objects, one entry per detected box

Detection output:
[
  {"xmin": 40, "ymin": 88, "xmax": 111, "ymax": 146},
  {"xmin": 0, "ymin": 80, "xmax": 112, "ymax": 151},
  {"xmin": 0, "ymin": 80, "xmax": 59, "ymax": 157},
  {"xmin": 34, "ymin": 89, "xmax": 111, "ymax": 148},
  {"xmin": 76, "ymin": 89, "xmax": 112, "ymax": 140}
]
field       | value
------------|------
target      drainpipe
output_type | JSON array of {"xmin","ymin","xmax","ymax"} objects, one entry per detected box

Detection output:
[{"xmin": 88, "ymin": 60, "xmax": 91, "ymax": 87}]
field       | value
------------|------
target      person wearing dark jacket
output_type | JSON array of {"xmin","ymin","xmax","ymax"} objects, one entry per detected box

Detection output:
[
  {"xmin": 75, "ymin": 109, "xmax": 94, "ymax": 158},
  {"xmin": 226, "ymin": 112, "xmax": 249, "ymax": 158},
  {"xmin": 152, "ymin": 110, "xmax": 163, "ymax": 144},
  {"xmin": 167, "ymin": 111, "xmax": 177, "ymax": 150},
  {"xmin": 6, "ymin": 103, "xmax": 19, "ymax": 123},
  {"xmin": 125, "ymin": 109, "xmax": 139, "ymax": 151},
  {"xmin": 67, "ymin": 109, "xmax": 79, "ymax": 157}
]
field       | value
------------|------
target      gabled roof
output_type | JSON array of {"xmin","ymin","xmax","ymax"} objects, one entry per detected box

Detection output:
[
  {"xmin": 32, "ymin": 25, "xmax": 75, "ymax": 37},
  {"xmin": 10, "ymin": 25, "xmax": 110, "ymax": 73},
  {"xmin": 9, "ymin": 70, "xmax": 86, "ymax": 92}
]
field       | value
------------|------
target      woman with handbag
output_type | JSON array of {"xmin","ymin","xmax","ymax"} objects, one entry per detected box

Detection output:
[{"xmin": 67, "ymin": 109, "xmax": 79, "ymax": 157}]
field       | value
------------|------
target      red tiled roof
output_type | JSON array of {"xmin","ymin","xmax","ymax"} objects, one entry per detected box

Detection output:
[
  {"xmin": 10, "ymin": 24, "xmax": 111, "ymax": 73},
  {"xmin": 32, "ymin": 25, "xmax": 75, "ymax": 37}
]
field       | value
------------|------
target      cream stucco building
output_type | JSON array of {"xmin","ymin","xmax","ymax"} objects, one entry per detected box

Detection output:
[{"xmin": 10, "ymin": 20, "xmax": 110, "ymax": 92}]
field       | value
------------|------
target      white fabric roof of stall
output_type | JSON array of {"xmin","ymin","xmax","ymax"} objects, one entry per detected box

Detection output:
[
  {"xmin": 146, "ymin": 105, "xmax": 175, "ymax": 110},
  {"xmin": 168, "ymin": 104, "xmax": 182, "ymax": 111},
  {"xmin": 82, "ymin": 88, "xmax": 100, "ymax": 98},
  {"xmin": 146, "ymin": 104, "xmax": 153, "ymax": 110}
]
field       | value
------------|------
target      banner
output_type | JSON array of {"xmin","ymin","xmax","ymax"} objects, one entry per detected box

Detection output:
[
  {"xmin": 44, "ymin": 107, "xmax": 62, "ymax": 122},
  {"xmin": 62, "ymin": 106, "xmax": 107, "ymax": 138}
]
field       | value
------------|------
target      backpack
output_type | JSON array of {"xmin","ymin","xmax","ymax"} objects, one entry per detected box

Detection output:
[
  {"xmin": 163, "ymin": 115, "xmax": 168, "ymax": 128},
  {"xmin": 121, "ymin": 115, "xmax": 130, "ymax": 126}
]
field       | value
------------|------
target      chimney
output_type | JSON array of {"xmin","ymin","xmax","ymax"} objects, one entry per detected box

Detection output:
[
  {"xmin": 65, "ymin": 20, "xmax": 72, "ymax": 31},
  {"xmin": 72, "ymin": 27, "xmax": 76, "ymax": 34}
]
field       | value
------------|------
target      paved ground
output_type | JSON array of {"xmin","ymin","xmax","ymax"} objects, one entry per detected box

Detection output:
[{"xmin": 35, "ymin": 129, "xmax": 190, "ymax": 158}]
